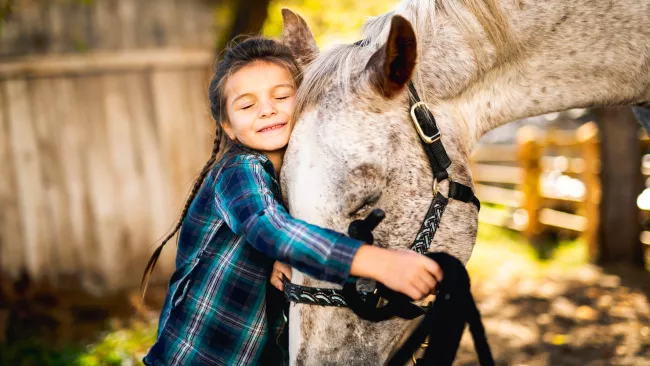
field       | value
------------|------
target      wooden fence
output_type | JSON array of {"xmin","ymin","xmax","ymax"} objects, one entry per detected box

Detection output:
[
  {"xmin": 0, "ymin": 49, "xmax": 217, "ymax": 293},
  {"xmin": 0, "ymin": 0, "xmax": 226, "ymax": 294},
  {"xmin": 0, "ymin": 0, "xmax": 218, "ymax": 57},
  {"xmin": 0, "ymin": 50, "xmax": 216, "ymax": 292},
  {"xmin": 472, "ymin": 121, "xmax": 650, "ymax": 261}
]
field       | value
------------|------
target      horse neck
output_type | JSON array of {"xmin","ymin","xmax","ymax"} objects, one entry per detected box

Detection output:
[{"xmin": 415, "ymin": 0, "xmax": 650, "ymax": 147}]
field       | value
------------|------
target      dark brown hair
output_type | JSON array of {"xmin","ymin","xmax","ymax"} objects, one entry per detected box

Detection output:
[{"xmin": 140, "ymin": 36, "xmax": 302, "ymax": 300}]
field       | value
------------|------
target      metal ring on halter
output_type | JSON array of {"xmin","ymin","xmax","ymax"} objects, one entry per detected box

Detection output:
[
  {"xmin": 432, "ymin": 179, "xmax": 439, "ymax": 197},
  {"xmin": 410, "ymin": 102, "xmax": 442, "ymax": 144}
]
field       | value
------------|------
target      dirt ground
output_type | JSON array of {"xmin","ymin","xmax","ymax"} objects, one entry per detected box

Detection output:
[
  {"xmin": 1, "ymin": 228, "xmax": 648, "ymax": 365},
  {"xmin": 455, "ymin": 263, "xmax": 650, "ymax": 366}
]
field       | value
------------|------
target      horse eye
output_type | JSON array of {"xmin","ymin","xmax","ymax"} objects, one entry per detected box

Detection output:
[
  {"xmin": 351, "ymin": 202, "xmax": 372, "ymax": 217},
  {"xmin": 349, "ymin": 193, "xmax": 382, "ymax": 217}
]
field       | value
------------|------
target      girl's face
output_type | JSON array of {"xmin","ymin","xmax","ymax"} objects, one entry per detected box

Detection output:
[{"xmin": 223, "ymin": 61, "xmax": 296, "ymax": 153}]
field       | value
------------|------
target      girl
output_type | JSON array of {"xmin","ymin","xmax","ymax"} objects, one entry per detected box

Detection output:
[{"xmin": 141, "ymin": 37, "xmax": 443, "ymax": 366}]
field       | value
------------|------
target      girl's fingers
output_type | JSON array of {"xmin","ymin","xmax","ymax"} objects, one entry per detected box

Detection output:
[
  {"xmin": 410, "ymin": 287, "xmax": 425, "ymax": 301},
  {"xmin": 402, "ymin": 285, "xmax": 420, "ymax": 301},
  {"xmin": 409, "ymin": 280, "xmax": 428, "ymax": 300},
  {"xmin": 423, "ymin": 259, "xmax": 443, "ymax": 282},
  {"xmin": 270, "ymin": 275, "xmax": 284, "ymax": 291},
  {"xmin": 274, "ymin": 270, "xmax": 286, "ymax": 281},
  {"xmin": 419, "ymin": 272, "xmax": 438, "ymax": 293},
  {"xmin": 281, "ymin": 267, "xmax": 292, "ymax": 280},
  {"xmin": 275, "ymin": 263, "xmax": 292, "ymax": 280}
]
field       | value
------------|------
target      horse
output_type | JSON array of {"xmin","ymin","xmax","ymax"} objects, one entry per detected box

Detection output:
[{"xmin": 279, "ymin": 0, "xmax": 650, "ymax": 364}]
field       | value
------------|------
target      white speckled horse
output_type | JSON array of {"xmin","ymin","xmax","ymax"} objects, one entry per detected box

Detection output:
[{"xmin": 280, "ymin": 0, "xmax": 650, "ymax": 364}]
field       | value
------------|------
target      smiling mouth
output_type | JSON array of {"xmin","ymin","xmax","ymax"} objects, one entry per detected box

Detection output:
[{"xmin": 258, "ymin": 122, "xmax": 287, "ymax": 133}]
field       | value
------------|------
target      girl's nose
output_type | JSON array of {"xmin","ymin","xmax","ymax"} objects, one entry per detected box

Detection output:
[{"xmin": 259, "ymin": 99, "xmax": 277, "ymax": 118}]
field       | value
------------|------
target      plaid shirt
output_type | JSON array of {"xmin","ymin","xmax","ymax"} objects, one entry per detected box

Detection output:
[{"xmin": 144, "ymin": 146, "xmax": 363, "ymax": 366}]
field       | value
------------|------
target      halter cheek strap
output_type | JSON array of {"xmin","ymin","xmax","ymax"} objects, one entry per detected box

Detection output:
[{"xmin": 407, "ymin": 82, "xmax": 480, "ymax": 211}]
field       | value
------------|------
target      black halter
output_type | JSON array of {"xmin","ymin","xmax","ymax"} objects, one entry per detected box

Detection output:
[{"xmin": 282, "ymin": 81, "xmax": 493, "ymax": 365}]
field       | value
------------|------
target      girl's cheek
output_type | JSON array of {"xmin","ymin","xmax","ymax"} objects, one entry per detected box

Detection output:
[
  {"xmin": 285, "ymin": 105, "xmax": 295, "ymax": 118},
  {"xmin": 286, "ymin": 122, "xmax": 295, "ymax": 134}
]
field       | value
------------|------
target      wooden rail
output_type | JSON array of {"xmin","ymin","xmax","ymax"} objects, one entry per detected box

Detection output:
[
  {"xmin": 471, "ymin": 122, "xmax": 600, "ymax": 250},
  {"xmin": 0, "ymin": 49, "xmax": 214, "ymax": 79}
]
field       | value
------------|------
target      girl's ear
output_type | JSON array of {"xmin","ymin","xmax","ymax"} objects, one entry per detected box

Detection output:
[{"xmin": 221, "ymin": 122, "xmax": 237, "ymax": 141}]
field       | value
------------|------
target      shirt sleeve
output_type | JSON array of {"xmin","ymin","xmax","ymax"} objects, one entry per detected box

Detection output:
[{"xmin": 213, "ymin": 158, "xmax": 363, "ymax": 285}]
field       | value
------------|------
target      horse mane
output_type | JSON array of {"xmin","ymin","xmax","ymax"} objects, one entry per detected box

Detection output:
[
  {"xmin": 292, "ymin": 0, "xmax": 519, "ymax": 123},
  {"xmin": 364, "ymin": 0, "xmax": 518, "ymax": 61}
]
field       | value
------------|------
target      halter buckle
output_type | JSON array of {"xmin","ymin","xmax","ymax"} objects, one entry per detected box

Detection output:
[
  {"xmin": 411, "ymin": 338, "xmax": 430, "ymax": 365},
  {"xmin": 410, "ymin": 102, "xmax": 442, "ymax": 144},
  {"xmin": 372, "ymin": 288, "xmax": 386, "ymax": 308}
]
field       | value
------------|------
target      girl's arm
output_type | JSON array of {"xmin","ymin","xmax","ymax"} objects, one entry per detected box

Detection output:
[
  {"xmin": 271, "ymin": 245, "xmax": 442, "ymax": 301},
  {"xmin": 215, "ymin": 157, "xmax": 444, "ymax": 301},
  {"xmin": 214, "ymin": 157, "xmax": 363, "ymax": 285}
]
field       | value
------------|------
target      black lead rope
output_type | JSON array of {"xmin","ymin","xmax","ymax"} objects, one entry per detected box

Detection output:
[
  {"xmin": 341, "ymin": 210, "xmax": 494, "ymax": 366},
  {"xmin": 383, "ymin": 252, "xmax": 494, "ymax": 366}
]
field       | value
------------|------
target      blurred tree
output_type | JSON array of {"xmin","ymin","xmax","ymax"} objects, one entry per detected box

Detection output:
[
  {"xmin": 262, "ymin": 0, "xmax": 395, "ymax": 47},
  {"xmin": 214, "ymin": 0, "xmax": 396, "ymax": 55},
  {"xmin": 215, "ymin": 0, "xmax": 272, "ymax": 52},
  {"xmin": 0, "ymin": 0, "xmax": 15, "ymax": 36}
]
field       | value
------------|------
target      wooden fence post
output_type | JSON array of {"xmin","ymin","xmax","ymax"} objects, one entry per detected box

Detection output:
[
  {"xmin": 594, "ymin": 107, "xmax": 645, "ymax": 266},
  {"xmin": 577, "ymin": 122, "xmax": 600, "ymax": 261},
  {"xmin": 517, "ymin": 126, "xmax": 543, "ymax": 242}
]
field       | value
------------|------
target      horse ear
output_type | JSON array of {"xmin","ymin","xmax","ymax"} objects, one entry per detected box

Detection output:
[
  {"xmin": 365, "ymin": 15, "xmax": 417, "ymax": 99},
  {"xmin": 281, "ymin": 8, "xmax": 319, "ymax": 67}
]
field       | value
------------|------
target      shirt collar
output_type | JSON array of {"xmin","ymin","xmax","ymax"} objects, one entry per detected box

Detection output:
[{"xmin": 230, "ymin": 143, "xmax": 277, "ymax": 177}]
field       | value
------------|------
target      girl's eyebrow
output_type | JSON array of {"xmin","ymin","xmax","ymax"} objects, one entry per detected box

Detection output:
[{"xmin": 274, "ymin": 83, "xmax": 294, "ymax": 89}]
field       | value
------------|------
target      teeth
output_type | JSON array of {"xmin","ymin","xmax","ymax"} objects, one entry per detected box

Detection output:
[{"xmin": 261, "ymin": 124, "xmax": 284, "ymax": 132}]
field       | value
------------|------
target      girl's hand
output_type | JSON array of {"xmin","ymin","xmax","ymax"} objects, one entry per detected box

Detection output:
[
  {"xmin": 270, "ymin": 261, "xmax": 292, "ymax": 291},
  {"xmin": 350, "ymin": 245, "xmax": 443, "ymax": 301},
  {"xmin": 376, "ymin": 250, "xmax": 443, "ymax": 300}
]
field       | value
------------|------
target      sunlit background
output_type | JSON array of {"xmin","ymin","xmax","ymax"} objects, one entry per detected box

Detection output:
[{"xmin": 1, "ymin": 1, "xmax": 648, "ymax": 365}]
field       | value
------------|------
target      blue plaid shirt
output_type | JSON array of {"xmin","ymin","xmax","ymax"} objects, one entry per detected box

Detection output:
[{"xmin": 144, "ymin": 146, "xmax": 363, "ymax": 366}]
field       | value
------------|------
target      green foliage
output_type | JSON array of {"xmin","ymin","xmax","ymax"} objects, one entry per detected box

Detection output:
[
  {"xmin": 1, "ymin": 320, "xmax": 156, "ymax": 366},
  {"xmin": 0, "ymin": 0, "xmax": 15, "ymax": 36},
  {"xmin": 213, "ymin": 1, "xmax": 235, "ymax": 31},
  {"xmin": 75, "ymin": 320, "xmax": 156, "ymax": 366},
  {"xmin": 0, "ymin": 0, "xmax": 14, "ymax": 17},
  {"xmin": 262, "ymin": 0, "xmax": 396, "ymax": 46},
  {"xmin": 0, "ymin": 340, "xmax": 83, "ymax": 366},
  {"xmin": 468, "ymin": 223, "xmax": 588, "ymax": 281},
  {"xmin": 213, "ymin": 0, "xmax": 237, "ymax": 51}
]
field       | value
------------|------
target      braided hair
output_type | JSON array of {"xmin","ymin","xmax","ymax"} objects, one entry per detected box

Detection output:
[{"xmin": 141, "ymin": 36, "xmax": 303, "ymax": 300}]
